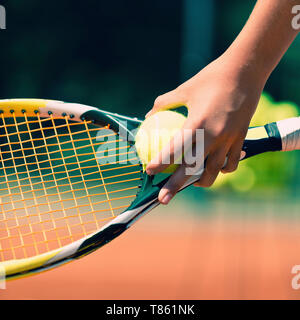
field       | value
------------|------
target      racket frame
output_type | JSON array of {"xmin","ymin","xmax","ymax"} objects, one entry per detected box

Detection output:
[{"xmin": 0, "ymin": 99, "xmax": 283, "ymax": 280}]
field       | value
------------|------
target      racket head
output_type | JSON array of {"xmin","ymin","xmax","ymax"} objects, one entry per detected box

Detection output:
[
  {"xmin": 0, "ymin": 99, "xmax": 283, "ymax": 280},
  {"xmin": 0, "ymin": 99, "xmax": 162, "ymax": 280}
]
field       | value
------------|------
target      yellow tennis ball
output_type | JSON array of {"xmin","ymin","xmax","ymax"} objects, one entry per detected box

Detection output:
[{"xmin": 135, "ymin": 111, "xmax": 187, "ymax": 173}]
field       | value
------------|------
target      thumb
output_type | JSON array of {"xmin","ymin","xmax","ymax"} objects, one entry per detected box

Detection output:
[{"xmin": 146, "ymin": 89, "xmax": 186, "ymax": 118}]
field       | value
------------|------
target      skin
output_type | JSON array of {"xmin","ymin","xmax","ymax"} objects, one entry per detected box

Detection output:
[{"xmin": 146, "ymin": 0, "xmax": 300, "ymax": 205}]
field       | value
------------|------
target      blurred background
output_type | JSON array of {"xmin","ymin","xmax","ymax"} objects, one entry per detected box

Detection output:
[{"xmin": 1, "ymin": 0, "xmax": 300, "ymax": 299}]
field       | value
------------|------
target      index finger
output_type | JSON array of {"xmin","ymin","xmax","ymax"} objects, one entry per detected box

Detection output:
[{"xmin": 146, "ymin": 117, "xmax": 205, "ymax": 175}]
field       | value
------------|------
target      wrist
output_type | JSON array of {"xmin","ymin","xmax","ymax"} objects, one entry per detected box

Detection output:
[
  {"xmin": 222, "ymin": 0, "xmax": 299, "ymax": 88},
  {"xmin": 221, "ymin": 45, "xmax": 269, "ymax": 89}
]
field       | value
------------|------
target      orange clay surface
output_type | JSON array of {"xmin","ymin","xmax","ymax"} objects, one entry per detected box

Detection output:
[{"xmin": 1, "ymin": 207, "xmax": 300, "ymax": 300}]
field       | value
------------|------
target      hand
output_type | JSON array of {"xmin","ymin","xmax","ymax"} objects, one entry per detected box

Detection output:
[
  {"xmin": 145, "ymin": 0, "xmax": 299, "ymax": 205},
  {"xmin": 146, "ymin": 54, "xmax": 266, "ymax": 205}
]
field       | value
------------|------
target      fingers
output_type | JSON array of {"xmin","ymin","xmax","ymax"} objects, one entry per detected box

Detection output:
[
  {"xmin": 221, "ymin": 138, "xmax": 244, "ymax": 173},
  {"xmin": 193, "ymin": 148, "xmax": 227, "ymax": 187},
  {"xmin": 146, "ymin": 117, "xmax": 197, "ymax": 175},
  {"xmin": 158, "ymin": 164, "xmax": 191, "ymax": 205},
  {"xmin": 146, "ymin": 90, "xmax": 186, "ymax": 118},
  {"xmin": 146, "ymin": 128, "xmax": 184, "ymax": 175},
  {"xmin": 193, "ymin": 137, "xmax": 244, "ymax": 187}
]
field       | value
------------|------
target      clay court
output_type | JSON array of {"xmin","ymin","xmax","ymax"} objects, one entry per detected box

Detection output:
[{"xmin": 2, "ymin": 203, "xmax": 300, "ymax": 300}]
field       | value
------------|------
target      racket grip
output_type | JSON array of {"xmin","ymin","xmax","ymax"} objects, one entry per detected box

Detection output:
[
  {"xmin": 175, "ymin": 118, "xmax": 300, "ymax": 190},
  {"xmin": 277, "ymin": 117, "xmax": 300, "ymax": 152},
  {"xmin": 182, "ymin": 122, "xmax": 283, "ymax": 188},
  {"xmin": 240, "ymin": 122, "xmax": 282, "ymax": 160}
]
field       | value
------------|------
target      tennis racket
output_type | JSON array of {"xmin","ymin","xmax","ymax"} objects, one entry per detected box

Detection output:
[{"xmin": 0, "ymin": 98, "xmax": 299, "ymax": 280}]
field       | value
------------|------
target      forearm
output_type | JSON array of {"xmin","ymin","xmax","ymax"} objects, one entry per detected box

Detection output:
[{"xmin": 224, "ymin": 0, "xmax": 299, "ymax": 85}]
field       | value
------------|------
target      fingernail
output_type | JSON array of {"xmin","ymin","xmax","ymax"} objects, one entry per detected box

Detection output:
[
  {"xmin": 146, "ymin": 168, "xmax": 154, "ymax": 176},
  {"xmin": 161, "ymin": 193, "xmax": 173, "ymax": 205},
  {"xmin": 240, "ymin": 151, "xmax": 246, "ymax": 160}
]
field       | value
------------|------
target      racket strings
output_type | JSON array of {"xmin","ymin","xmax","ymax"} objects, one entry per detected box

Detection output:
[
  {"xmin": 0, "ymin": 112, "xmax": 142, "ymax": 261},
  {"xmin": 0, "ymin": 167, "xmax": 141, "ymax": 194}
]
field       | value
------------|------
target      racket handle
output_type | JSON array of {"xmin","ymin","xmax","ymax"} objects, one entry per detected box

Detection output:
[
  {"xmin": 182, "ymin": 117, "xmax": 300, "ymax": 189},
  {"xmin": 241, "ymin": 122, "xmax": 282, "ymax": 160},
  {"xmin": 242, "ymin": 117, "xmax": 300, "ymax": 160}
]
